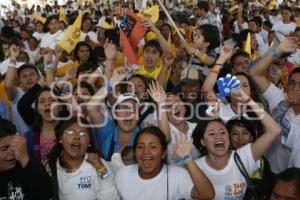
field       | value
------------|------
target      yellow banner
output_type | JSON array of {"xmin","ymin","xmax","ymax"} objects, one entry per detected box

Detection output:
[
  {"xmin": 59, "ymin": 11, "xmax": 82, "ymax": 54},
  {"xmin": 137, "ymin": 5, "xmax": 159, "ymax": 23},
  {"xmin": 33, "ymin": 15, "xmax": 47, "ymax": 24},
  {"xmin": 59, "ymin": 6, "xmax": 67, "ymax": 23}
]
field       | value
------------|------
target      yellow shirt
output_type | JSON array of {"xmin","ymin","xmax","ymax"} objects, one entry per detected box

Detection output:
[
  {"xmin": 56, "ymin": 62, "xmax": 78, "ymax": 77},
  {"xmin": 251, "ymin": 51, "xmax": 260, "ymax": 61},
  {"xmin": 136, "ymin": 64, "xmax": 163, "ymax": 80}
]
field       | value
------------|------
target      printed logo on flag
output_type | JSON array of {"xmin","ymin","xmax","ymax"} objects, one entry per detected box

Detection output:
[{"xmin": 120, "ymin": 15, "xmax": 137, "ymax": 37}]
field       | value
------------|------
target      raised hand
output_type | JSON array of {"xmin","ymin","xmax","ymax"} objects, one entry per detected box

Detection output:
[
  {"xmin": 216, "ymin": 74, "xmax": 240, "ymax": 98},
  {"xmin": 163, "ymin": 52, "xmax": 175, "ymax": 67},
  {"xmin": 180, "ymin": 40, "xmax": 196, "ymax": 56},
  {"xmin": 64, "ymin": 68, "xmax": 77, "ymax": 81},
  {"xmin": 54, "ymin": 46, "xmax": 65, "ymax": 61},
  {"xmin": 10, "ymin": 134, "xmax": 29, "ymax": 168},
  {"xmin": 276, "ymin": 36, "xmax": 298, "ymax": 55},
  {"xmin": 43, "ymin": 48, "xmax": 53, "ymax": 62},
  {"xmin": 141, "ymin": 17, "xmax": 156, "ymax": 31},
  {"xmin": 172, "ymin": 134, "xmax": 193, "ymax": 159},
  {"xmin": 9, "ymin": 44, "xmax": 20, "ymax": 61},
  {"xmin": 147, "ymin": 81, "xmax": 166, "ymax": 105},
  {"xmin": 104, "ymin": 39, "xmax": 117, "ymax": 60},
  {"xmin": 86, "ymin": 153, "xmax": 105, "ymax": 170},
  {"xmin": 231, "ymin": 87, "xmax": 251, "ymax": 103},
  {"xmin": 110, "ymin": 67, "xmax": 128, "ymax": 84},
  {"xmin": 217, "ymin": 44, "xmax": 234, "ymax": 64}
]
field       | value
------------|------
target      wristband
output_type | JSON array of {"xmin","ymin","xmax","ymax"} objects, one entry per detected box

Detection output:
[
  {"xmin": 73, "ymin": 106, "xmax": 83, "ymax": 116},
  {"xmin": 97, "ymin": 166, "xmax": 106, "ymax": 173},
  {"xmin": 214, "ymin": 63, "xmax": 223, "ymax": 68},
  {"xmin": 200, "ymin": 53, "xmax": 207, "ymax": 62},
  {"xmin": 159, "ymin": 104, "xmax": 172, "ymax": 111},
  {"xmin": 97, "ymin": 166, "xmax": 109, "ymax": 179},
  {"xmin": 271, "ymin": 49, "xmax": 280, "ymax": 59},
  {"xmin": 44, "ymin": 61, "xmax": 54, "ymax": 69},
  {"xmin": 193, "ymin": 49, "xmax": 199, "ymax": 57},
  {"xmin": 210, "ymin": 68, "xmax": 220, "ymax": 75},
  {"xmin": 10, "ymin": 59, "xmax": 17, "ymax": 66},
  {"xmin": 176, "ymin": 154, "xmax": 192, "ymax": 167},
  {"xmin": 97, "ymin": 66, "xmax": 103, "ymax": 74},
  {"xmin": 104, "ymin": 80, "xmax": 113, "ymax": 94}
]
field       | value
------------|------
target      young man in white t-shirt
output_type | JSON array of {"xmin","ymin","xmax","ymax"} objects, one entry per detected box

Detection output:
[{"xmin": 249, "ymin": 37, "xmax": 300, "ymax": 173}]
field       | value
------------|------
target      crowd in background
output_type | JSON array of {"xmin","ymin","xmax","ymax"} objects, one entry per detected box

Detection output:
[{"xmin": 0, "ymin": 0, "xmax": 300, "ymax": 199}]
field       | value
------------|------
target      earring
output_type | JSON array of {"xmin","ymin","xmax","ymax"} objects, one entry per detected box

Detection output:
[
  {"xmin": 88, "ymin": 144, "xmax": 91, "ymax": 147},
  {"xmin": 59, "ymin": 140, "xmax": 62, "ymax": 143}
]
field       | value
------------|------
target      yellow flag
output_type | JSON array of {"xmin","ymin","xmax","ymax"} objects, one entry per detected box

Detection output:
[
  {"xmin": 33, "ymin": 15, "xmax": 46, "ymax": 24},
  {"xmin": 59, "ymin": 11, "xmax": 82, "ymax": 54},
  {"xmin": 138, "ymin": 5, "xmax": 159, "ymax": 23},
  {"xmin": 228, "ymin": 5, "xmax": 238, "ymax": 13},
  {"xmin": 244, "ymin": 33, "xmax": 251, "ymax": 57},
  {"xmin": 78, "ymin": 0, "xmax": 84, "ymax": 6},
  {"xmin": 59, "ymin": 6, "xmax": 67, "ymax": 23}
]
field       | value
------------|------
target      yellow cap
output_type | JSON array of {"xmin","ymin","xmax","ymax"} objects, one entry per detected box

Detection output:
[{"xmin": 146, "ymin": 31, "xmax": 157, "ymax": 41}]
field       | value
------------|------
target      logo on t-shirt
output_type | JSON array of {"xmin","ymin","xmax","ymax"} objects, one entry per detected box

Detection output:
[
  {"xmin": 7, "ymin": 181, "xmax": 25, "ymax": 200},
  {"xmin": 77, "ymin": 176, "xmax": 92, "ymax": 190},
  {"xmin": 224, "ymin": 182, "xmax": 246, "ymax": 200}
]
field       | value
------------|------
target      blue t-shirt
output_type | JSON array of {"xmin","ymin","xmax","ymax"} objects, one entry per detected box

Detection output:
[
  {"xmin": 93, "ymin": 118, "xmax": 140, "ymax": 160},
  {"xmin": 0, "ymin": 101, "xmax": 8, "ymax": 119}
]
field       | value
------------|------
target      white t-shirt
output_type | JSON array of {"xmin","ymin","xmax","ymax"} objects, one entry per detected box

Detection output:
[
  {"xmin": 25, "ymin": 47, "xmax": 41, "ymax": 64},
  {"xmin": 262, "ymin": 83, "xmax": 300, "ymax": 172},
  {"xmin": 218, "ymin": 102, "xmax": 248, "ymax": 124},
  {"xmin": 139, "ymin": 103, "xmax": 158, "ymax": 128},
  {"xmin": 233, "ymin": 21, "xmax": 248, "ymax": 34},
  {"xmin": 195, "ymin": 144, "xmax": 260, "ymax": 200},
  {"xmin": 33, "ymin": 32, "xmax": 45, "ymax": 42},
  {"xmin": 256, "ymin": 33, "xmax": 268, "ymax": 54},
  {"xmin": 57, "ymin": 157, "xmax": 119, "ymax": 200},
  {"xmin": 40, "ymin": 30, "xmax": 64, "ymax": 50},
  {"xmin": 287, "ymin": 49, "xmax": 300, "ymax": 66},
  {"xmin": 257, "ymin": 29, "xmax": 268, "ymax": 45},
  {"xmin": 114, "ymin": 164, "xmax": 194, "ymax": 200},
  {"xmin": 272, "ymin": 20, "xmax": 296, "ymax": 36},
  {"xmin": 80, "ymin": 31, "xmax": 98, "ymax": 44},
  {"xmin": 167, "ymin": 122, "xmax": 201, "ymax": 164}
]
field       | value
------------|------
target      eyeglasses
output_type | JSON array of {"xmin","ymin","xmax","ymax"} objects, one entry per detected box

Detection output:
[
  {"xmin": 288, "ymin": 80, "xmax": 300, "ymax": 88},
  {"xmin": 63, "ymin": 130, "xmax": 89, "ymax": 137}
]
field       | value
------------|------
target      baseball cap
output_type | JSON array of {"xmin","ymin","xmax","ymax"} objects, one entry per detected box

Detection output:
[
  {"xmin": 180, "ymin": 67, "xmax": 204, "ymax": 85},
  {"xmin": 113, "ymin": 93, "xmax": 140, "ymax": 111}
]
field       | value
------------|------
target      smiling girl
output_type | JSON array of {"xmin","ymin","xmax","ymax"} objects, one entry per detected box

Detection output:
[
  {"xmin": 192, "ymin": 88, "xmax": 281, "ymax": 199},
  {"xmin": 114, "ymin": 126, "xmax": 215, "ymax": 200}
]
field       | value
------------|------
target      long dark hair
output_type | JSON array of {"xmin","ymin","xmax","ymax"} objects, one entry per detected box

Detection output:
[
  {"xmin": 43, "ymin": 15, "xmax": 59, "ymax": 33},
  {"xmin": 234, "ymin": 72, "xmax": 265, "ymax": 106},
  {"xmin": 32, "ymin": 87, "xmax": 69, "ymax": 134},
  {"xmin": 192, "ymin": 118, "xmax": 226, "ymax": 155},
  {"xmin": 46, "ymin": 117, "xmax": 98, "ymax": 176},
  {"xmin": 73, "ymin": 41, "xmax": 95, "ymax": 63}
]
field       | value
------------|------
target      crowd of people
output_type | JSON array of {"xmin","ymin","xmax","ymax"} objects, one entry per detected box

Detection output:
[{"xmin": 0, "ymin": 0, "xmax": 300, "ymax": 199}]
